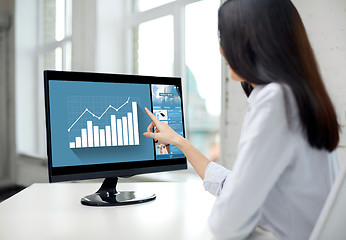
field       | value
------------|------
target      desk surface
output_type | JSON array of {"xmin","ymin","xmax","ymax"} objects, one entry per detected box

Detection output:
[{"xmin": 0, "ymin": 181, "xmax": 215, "ymax": 240}]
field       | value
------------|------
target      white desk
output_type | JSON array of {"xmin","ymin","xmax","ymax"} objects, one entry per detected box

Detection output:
[
  {"xmin": 0, "ymin": 182, "xmax": 215, "ymax": 240},
  {"xmin": 0, "ymin": 181, "xmax": 277, "ymax": 240}
]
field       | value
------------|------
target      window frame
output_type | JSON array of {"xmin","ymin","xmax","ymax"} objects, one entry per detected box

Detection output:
[
  {"xmin": 126, "ymin": 0, "xmax": 204, "ymax": 101},
  {"xmin": 126, "ymin": 0, "xmax": 223, "ymax": 161},
  {"xmin": 36, "ymin": 0, "xmax": 73, "ymax": 158}
]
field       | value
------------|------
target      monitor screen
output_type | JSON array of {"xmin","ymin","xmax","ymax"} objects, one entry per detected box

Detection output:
[{"xmin": 44, "ymin": 70, "xmax": 187, "ymax": 184}]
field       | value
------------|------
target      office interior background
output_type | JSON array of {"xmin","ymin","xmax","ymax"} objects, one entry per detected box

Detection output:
[{"xmin": 0, "ymin": 0, "xmax": 345, "ymax": 191}]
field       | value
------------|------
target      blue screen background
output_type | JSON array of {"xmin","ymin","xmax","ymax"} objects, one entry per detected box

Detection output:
[{"xmin": 49, "ymin": 81, "xmax": 154, "ymax": 167}]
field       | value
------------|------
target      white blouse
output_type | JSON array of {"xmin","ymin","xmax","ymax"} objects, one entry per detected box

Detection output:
[{"xmin": 203, "ymin": 83, "xmax": 331, "ymax": 240}]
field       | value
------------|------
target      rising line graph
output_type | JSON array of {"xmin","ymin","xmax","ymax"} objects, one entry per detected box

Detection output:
[{"xmin": 67, "ymin": 97, "xmax": 130, "ymax": 132}]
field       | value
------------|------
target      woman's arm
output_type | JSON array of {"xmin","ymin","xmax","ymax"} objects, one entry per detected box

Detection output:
[{"xmin": 143, "ymin": 107, "xmax": 211, "ymax": 179}]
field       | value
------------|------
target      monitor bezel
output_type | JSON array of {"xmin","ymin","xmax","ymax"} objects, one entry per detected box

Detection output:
[{"xmin": 44, "ymin": 70, "xmax": 187, "ymax": 182}]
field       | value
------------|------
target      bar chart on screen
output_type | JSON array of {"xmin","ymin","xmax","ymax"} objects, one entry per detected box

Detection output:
[{"xmin": 67, "ymin": 96, "xmax": 140, "ymax": 149}]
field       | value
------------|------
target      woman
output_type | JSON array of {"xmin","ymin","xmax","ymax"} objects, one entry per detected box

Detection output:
[{"xmin": 143, "ymin": 0, "xmax": 339, "ymax": 239}]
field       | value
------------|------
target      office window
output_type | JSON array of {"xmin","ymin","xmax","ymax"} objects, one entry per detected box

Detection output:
[
  {"xmin": 130, "ymin": 0, "xmax": 221, "ymax": 161},
  {"xmin": 135, "ymin": 15, "xmax": 174, "ymax": 76},
  {"xmin": 39, "ymin": 0, "xmax": 72, "ymax": 156},
  {"xmin": 37, "ymin": 0, "xmax": 72, "ymax": 157},
  {"xmin": 16, "ymin": 0, "xmax": 72, "ymax": 157},
  {"xmin": 40, "ymin": 0, "xmax": 72, "ymax": 71},
  {"xmin": 185, "ymin": 0, "xmax": 221, "ymax": 161}
]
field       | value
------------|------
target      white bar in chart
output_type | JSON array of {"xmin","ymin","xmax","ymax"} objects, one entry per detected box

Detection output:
[
  {"xmin": 117, "ymin": 119, "xmax": 123, "ymax": 146},
  {"xmin": 81, "ymin": 129, "xmax": 88, "ymax": 148},
  {"xmin": 127, "ymin": 112, "xmax": 134, "ymax": 145},
  {"xmin": 87, "ymin": 121, "xmax": 94, "ymax": 147},
  {"xmin": 76, "ymin": 137, "xmax": 82, "ymax": 148},
  {"xmin": 68, "ymin": 99, "xmax": 141, "ymax": 149},
  {"xmin": 93, "ymin": 126, "xmax": 100, "ymax": 147},
  {"xmin": 122, "ymin": 117, "xmax": 129, "ymax": 146},
  {"xmin": 100, "ymin": 129, "xmax": 106, "ymax": 147},
  {"xmin": 105, "ymin": 126, "xmax": 111, "ymax": 146},
  {"xmin": 132, "ymin": 102, "xmax": 140, "ymax": 145},
  {"xmin": 111, "ymin": 115, "xmax": 117, "ymax": 146}
]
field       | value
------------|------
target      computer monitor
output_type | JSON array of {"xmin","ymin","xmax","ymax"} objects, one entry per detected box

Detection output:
[{"xmin": 44, "ymin": 70, "xmax": 187, "ymax": 206}]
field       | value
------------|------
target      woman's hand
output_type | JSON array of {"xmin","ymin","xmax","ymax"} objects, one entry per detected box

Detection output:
[
  {"xmin": 143, "ymin": 107, "xmax": 183, "ymax": 147},
  {"xmin": 143, "ymin": 107, "xmax": 211, "ymax": 180}
]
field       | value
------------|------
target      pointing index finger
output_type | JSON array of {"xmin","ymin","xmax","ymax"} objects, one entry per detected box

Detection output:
[{"xmin": 144, "ymin": 107, "xmax": 161, "ymax": 125}]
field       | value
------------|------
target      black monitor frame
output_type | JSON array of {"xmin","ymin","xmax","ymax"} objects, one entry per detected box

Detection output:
[{"xmin": 44, "ymin": 70, "xmax": 187, "ymax": 183}]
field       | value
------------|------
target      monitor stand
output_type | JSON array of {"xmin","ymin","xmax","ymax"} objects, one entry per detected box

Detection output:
[{"xmin": 81, "ymin": 177, "xmax": 156, "ymax": 206}]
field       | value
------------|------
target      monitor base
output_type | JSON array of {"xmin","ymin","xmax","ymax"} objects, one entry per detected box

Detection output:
[{"xmin": 81, "ymin": 177, "xmax": 156, "ymax": 206}]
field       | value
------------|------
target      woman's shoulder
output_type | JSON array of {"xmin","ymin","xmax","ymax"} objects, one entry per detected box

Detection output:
[
  {"xmin": 251, "ymin": 82, "xmax": 293, "ymax": 103},
  {"xmin": 249, "ymin": 82, "xmax": 298, "ymax": 117},
  {"xmin": 253, "ymin": 82, "xmax": 286, "ymax": 101}
]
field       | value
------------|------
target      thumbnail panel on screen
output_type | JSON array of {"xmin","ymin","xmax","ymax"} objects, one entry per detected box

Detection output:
[{"xmin": 151, "ymin": 84, "xmax": 185, "ymax": 160}]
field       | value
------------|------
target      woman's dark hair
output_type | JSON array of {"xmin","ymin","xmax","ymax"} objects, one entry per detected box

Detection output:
[{"xmin": 218, "ymin": 0, "xmax": 339, "ymax": 151}]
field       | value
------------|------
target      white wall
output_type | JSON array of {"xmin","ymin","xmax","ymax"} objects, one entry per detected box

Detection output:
[
  {"xmin": 221, "ymin": 0, "xmax": 346, "ymax": 169},
  {"xmin": 294, "ymin": 0, "xmax": 346, "ymax": 162},
  {"xmin": 15, "ymin": 0, "xmax": 40, "ymax": 156}
]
